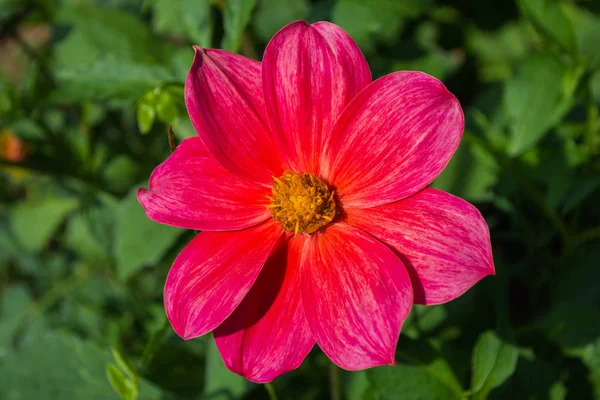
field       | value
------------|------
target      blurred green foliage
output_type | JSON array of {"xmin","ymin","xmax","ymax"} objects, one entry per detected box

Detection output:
[{"xmin": 1, "ymin": 0, "xmax": 600, "ymax": 399}]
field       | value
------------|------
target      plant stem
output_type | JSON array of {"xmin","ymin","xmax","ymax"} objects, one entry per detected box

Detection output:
[
  {"xmin": 264, "ymin": 382, "xmax": 278, "ymax": 400},
  {"xmin": 330, "ymin": 362, "xmax": 340, "ymax": 400}
]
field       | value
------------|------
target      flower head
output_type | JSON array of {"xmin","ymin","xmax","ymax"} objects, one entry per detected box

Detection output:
[{"xmin": 139, "ymin": 21, "xmax": 494, "ymax": 383}]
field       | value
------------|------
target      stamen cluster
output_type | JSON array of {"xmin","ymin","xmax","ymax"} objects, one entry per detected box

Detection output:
[{"xmin": 268, "ymin": 171, "xmax": 336, "ymax": 234}]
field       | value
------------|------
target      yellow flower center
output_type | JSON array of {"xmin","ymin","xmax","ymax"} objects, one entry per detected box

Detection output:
[{"xmin": 268, "ymin": 171, "xmax": 336, "ymax": 235}]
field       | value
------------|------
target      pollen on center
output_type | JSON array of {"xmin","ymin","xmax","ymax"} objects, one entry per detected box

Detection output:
[{"xmin": 268, "ymin": 170, "xmax": 336, "ymax": 235}]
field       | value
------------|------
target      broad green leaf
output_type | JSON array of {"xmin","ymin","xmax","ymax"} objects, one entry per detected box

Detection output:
[
  {"xmin": 114, "ymin": 185, "xmax": 183, "ymax": 280},
  {"xmin": 471, "ymin": 331, "xmax": 503, "ymax": 393},
  {"xmin": 204, "ymin": 336, "xmax": 253, "ymax": 399},
  {"xmin": 221, "ymin": 0, "xmax": 257, "ymax": 53},
  {"xmin": 473, "ymin": 337, "xmax": 519, "ymax": 400},
  {"xmin": 10, "ymin": 197, "xmax": 79, "ymax": 252},
  {"xmin": 563, "ymin": 4, "xmax": 600, "ymax": 70},
  {"xmin": 0, "ymin": 285, "xmax": 32, "ymax": 352},
  {"xmin": 181, "ymin": 0, "xmax": 213, "ymax": 47},
  {"xmin": 0, "ymin": 331, "xmax": 160, "ymax": 400},
  {"xmin": 366, "ymin": 360, "xmax": 463, "ymax": 400},
  {"xmin": 103, "ymin": 155, "xmax": 140, "ymax": 193},
  {"xmin": 333, "ymin": 0, "xmax": 431, "ymax": 53},
  {"xmin": 504, "ymin": 53, "xmax": 583, "ymax": 155},
  {"xmin": 53, "ymin": 58, "xmax": 176, "ymax": 104},
  {"xmin": 517, "ymin": 0, "xmax": 577, "ymax": 54},
  {"xmin": 253, "ymin": 0, "xmax": 309, "ymax": 42},
  {"xmin": 55, "ymin": 5, "xmax": 166, "ymax": 64},
  {"xmin": 65, "ymin": 211, "xmax": 112, "ymax": 266},
  {"xmin": 467, "ymin": 22, "xmax": 531, "ymax": 82},
  {"xmin": 149, "ymin": 0, "xmax": 213, "ymax": 47},
  {"xmin": 433, "ymin": 135, "xmax": 499, "ymax": 202}
]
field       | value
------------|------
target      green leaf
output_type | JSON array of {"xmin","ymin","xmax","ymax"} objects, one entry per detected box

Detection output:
[
  {"xmin": 0, "ymin": 331, "xmax": 160, "ymax": 400},
  {"xmin": 172, "ymin": 116, "xmax": 197, "ymax": 140},
  {"xmin": 65, "ymin": 211, "xmax": 112, "ymax": 266},
  {"xmin": 472, "ymin": 335, "xmax": 519, "ymax": 400},
  {"xmin": 204, "ymin": 336, "xmax": 253, "ymax": 399},
  {"xmin": 0, "ymin": 285, "xmax": 32, "ymax": 352},
  {"xmin": 0, "ymin": 332, "xmax": 122, "ymax": 400},
  {"xmin": 113, "ymin": 185, "xmax": 183, "ymax": 280},
  {"xmin": 103, "ymin": 155, "xmax": 140, "ymax": 193},
  {"xmin": 111, "ymin": 348, "xmax": 138, "ymax": 382},
  {"xmin": 253, "ymin": 0, "xmax": 309, "ymax": 42},
  {"xmin": 471, "ymin": 331, "xmax": 503, "ymax": 393},
  {"xmin": 333, "ymin": 0, "xmax": 431, "ymax": 53},
  {"xmin": 366, "ymin": 360, "xmax": 463, "ymax": 400},
  {"xmin": 572, "ymin": 337, "xmax": 600, "ymax": 399},
  {"xmin": 181, "ymin": 0, "xmax": 214, "ymax": 47},
  {"xmin": 53, "ymin": 58, "xmax": 176, "ymax": 104},
  {"xmin": 149, "ymin": 0, "xmax": 213, "ymax": 47},
  {"xmin": 106, "ymin": 364, "xmax": 138, "ymax": 400},
  {"xmin": 433, "ymin": 134, "xmax": 499, "ymax": 202},
  {"xmin": 10, "ymin": 197, "xmax": 79, "ymax": 253},
  {"xmin": 504, "ymin": 53, "xmax": 584, "ymax": 155},
  {"xmin": 137, "ymin": 102, "xmax": 156, "ymax": 134},
  {"xmin": 549, "ymin": 381, "xmax": 567, "ymax": 400},
  {"xmin": 467, "ymin": 22, "xmax": 531, "ymax": 82},
  {"xmin": 221, "ymin": 0, "xmax": 257, "ymax": 53},
  {"xmin": 155, "ymin": 90, "xmax": 181, "ymax": 124},
  {"xmin": 563, "ymin": 5, "xmax": 600, "ymax": 70},
  {"xmin": 55, "ymin": 5, "xmax": 167, "ymax": 64},
  {"xmin": 517, "ymin": 0, "xmax": 577, "ymax": 54},
  {"xmin": 592, "ymin": 70, "xmax": 600, "ymax": 104}
]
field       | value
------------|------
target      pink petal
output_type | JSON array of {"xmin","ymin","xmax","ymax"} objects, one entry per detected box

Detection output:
[
  {"xmin": 301, "ymin": 223, "xmax": 413, "ymax": 370},
  {"xmin": 321, "ymin": 71, "xmax": 464, "ymax": 209},
  {"xmin": 138, "ymin": 137, "xmax": 271, "ymax": 231},
  {"xmin": 185, "ymin": 48, "xmax": 282, "ymax": 185},
  {"xmin": 262, "ymin": 21, "xmax": 371, "ymax": 175},
  {"xmin": 346, "ymin": 188, "xmax": 494, "ymax": 305},
  {"xmin": 214, "ymin": 236, "xmax": 314, "ymax": 383},
  {"xmin": 164, "ymin": 220, "xmax": 283, "ymax": 339}
]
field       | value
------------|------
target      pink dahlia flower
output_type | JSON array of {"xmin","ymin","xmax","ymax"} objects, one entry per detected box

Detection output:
[{"xmin": 138, "ymin": 21, "xmax": 494, "ymax": 383}]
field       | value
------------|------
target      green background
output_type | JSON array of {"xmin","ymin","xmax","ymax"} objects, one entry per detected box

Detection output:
[{"xmin": 1, "ymin": 0, "xmax": 599, "ymax": 399}]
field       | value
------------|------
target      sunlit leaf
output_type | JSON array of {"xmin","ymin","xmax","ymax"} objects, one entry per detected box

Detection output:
[{"xmin": 221, "ymin": 0, "xmax": 257, "ymax": 53}]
